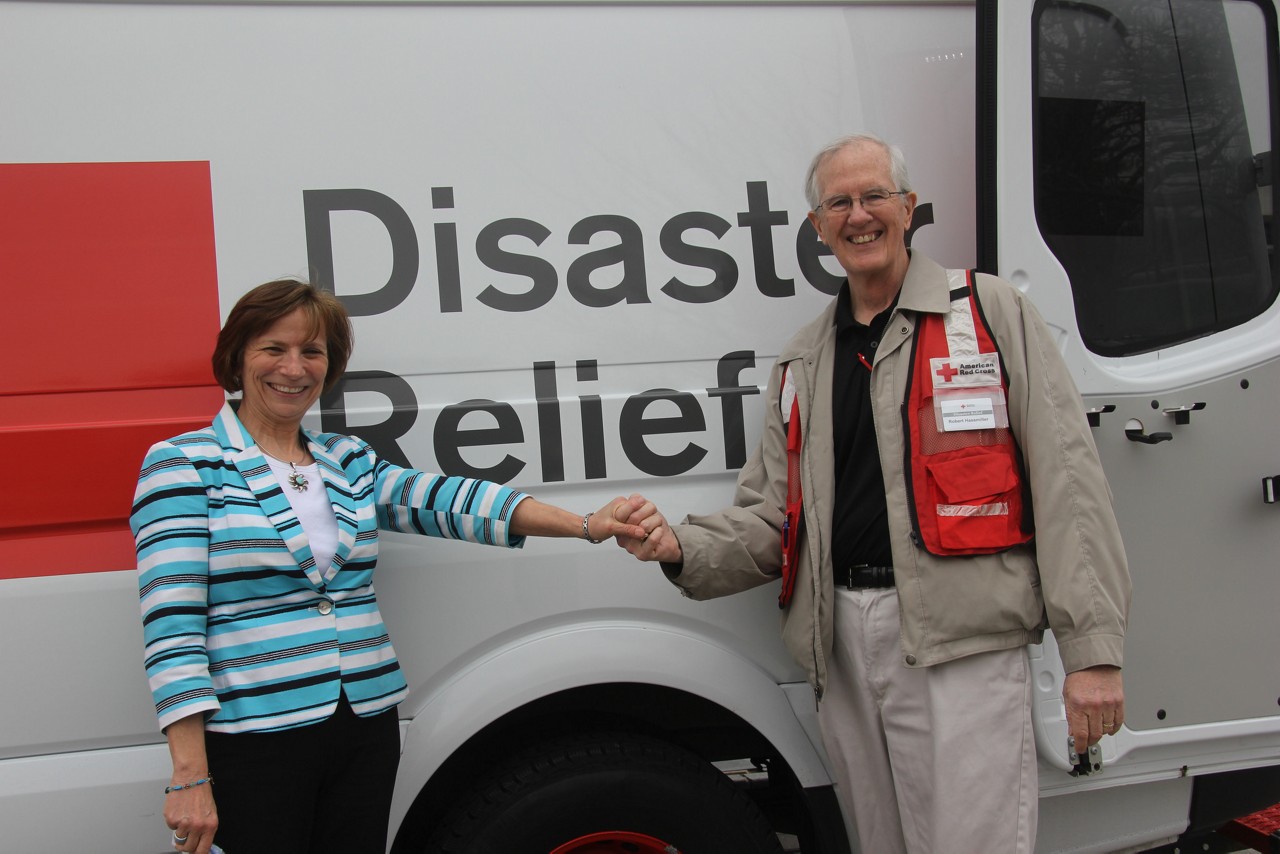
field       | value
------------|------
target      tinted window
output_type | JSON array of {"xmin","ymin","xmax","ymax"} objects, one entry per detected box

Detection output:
[{"xmin": 1034, "ymin": 0, "xmax": 1278, "ymax": 356}]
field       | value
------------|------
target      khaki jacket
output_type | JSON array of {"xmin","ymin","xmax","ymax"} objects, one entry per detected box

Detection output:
[{"xmin": 666, "ymin": 251, "xmax": 1131, "ymax": 697}]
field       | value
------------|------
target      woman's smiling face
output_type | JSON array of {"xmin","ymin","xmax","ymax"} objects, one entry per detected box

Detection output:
[{"xmin": 237, "ymin": 307, "xmax": 329, "ymax": 435}]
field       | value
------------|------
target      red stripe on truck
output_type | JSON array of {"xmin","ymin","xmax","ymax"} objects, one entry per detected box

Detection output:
[{"xmin": 0, "ymin": 161, "xmax": 223, "ymax": 579}]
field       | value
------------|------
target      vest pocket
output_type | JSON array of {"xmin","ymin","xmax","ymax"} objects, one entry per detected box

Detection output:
[{"xmin": 925, "ymin": 452, "xmax": 1018, "ymax": 550}]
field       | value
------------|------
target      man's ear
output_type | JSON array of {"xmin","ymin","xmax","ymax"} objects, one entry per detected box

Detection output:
[
  {"xmin": 902, "ymin": 191, "xmax": 919, "ymax": 229},
  {"xmin": 807, "ymin": 209, "xmax": 825, "ymax": 244}
]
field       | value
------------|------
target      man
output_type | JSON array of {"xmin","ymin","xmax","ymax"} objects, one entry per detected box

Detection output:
[{"xmin": 616, "ymin": 134, "xmax": 1130, "ymax": 853}]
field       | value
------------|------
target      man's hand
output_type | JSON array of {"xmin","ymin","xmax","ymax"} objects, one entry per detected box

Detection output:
[
  {"xmin": 613, "ymin": 493, "xmax": 683, "ymax": 564},
  {"xmin": 1064, "ymin": 665, "xmax": 1125, "ymax": 749}
]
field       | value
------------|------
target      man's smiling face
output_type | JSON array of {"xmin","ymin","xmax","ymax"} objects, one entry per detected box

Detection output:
[{"xmin": 807, "ymin": 140, "xmax": 917, "ymax": 286}]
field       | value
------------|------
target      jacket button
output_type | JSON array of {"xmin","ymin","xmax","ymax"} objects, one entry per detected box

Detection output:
[
  {"xmin": 318, "ymin": 600, "xmax": 334, "ymax": 615},
  {"xmin": 904, "ymin": 654, "xmax": 917, "ymax": 666}
]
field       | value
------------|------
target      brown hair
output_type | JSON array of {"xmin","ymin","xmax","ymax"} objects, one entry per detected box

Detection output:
[{"xmin": 211, "ymin": 279, "xmax": 354, "ymax": 394}]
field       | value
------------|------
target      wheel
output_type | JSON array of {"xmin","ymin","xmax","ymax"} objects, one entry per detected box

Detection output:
[{"xmin": 421, "ymin": 730, "xmax": 786, "ymax": 854}]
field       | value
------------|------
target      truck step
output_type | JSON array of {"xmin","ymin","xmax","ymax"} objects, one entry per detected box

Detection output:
[{"xmin": 1221, "ymin": 802, "xmax": 1280, "ymax": 853}]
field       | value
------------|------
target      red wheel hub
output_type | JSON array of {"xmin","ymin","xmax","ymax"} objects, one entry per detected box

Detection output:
[{"xmin": 550, "ymin": 830, "xmax": 681, "ymax": 854}]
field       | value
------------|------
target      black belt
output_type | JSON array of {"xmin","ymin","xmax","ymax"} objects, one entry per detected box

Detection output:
[{"xmin": 834, "ymin": 564, "xmax": 895, "ymax": 589}]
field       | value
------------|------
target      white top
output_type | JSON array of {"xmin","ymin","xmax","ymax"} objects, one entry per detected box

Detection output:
[{"xmin": 264, "ymin": 456, "xmax": 339, "ymax": 572}]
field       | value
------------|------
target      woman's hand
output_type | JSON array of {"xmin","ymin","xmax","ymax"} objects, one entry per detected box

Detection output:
[
  {"xmin": 584, "ymin": 495, "xmax": 649, "ymax": 543},
  {"xmin": 163, "ymin": 715, "xmax": 218, "ymax": 853},
  {"xmin": 509, "ymin": 496, "xmax": 647, "ymax": 543},
  {"xmin": 165, "ymin": 781, "xmax": 218, "ymax": 854}
]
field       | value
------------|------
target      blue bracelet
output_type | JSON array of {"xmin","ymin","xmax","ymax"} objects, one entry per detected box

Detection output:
[{"xmin": 164, "ymin": 775, "xmax": 213, "ymax": 794}]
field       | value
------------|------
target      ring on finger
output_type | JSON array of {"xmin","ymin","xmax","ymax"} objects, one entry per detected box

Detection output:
[{"xmin": 173, "ymin": 832, "xmax": 189, "ymax": 844}]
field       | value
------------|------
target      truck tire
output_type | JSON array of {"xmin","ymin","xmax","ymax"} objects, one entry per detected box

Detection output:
[{"xmin": 421, "ymin": 730, "xmax": 786, "ymax": 854}]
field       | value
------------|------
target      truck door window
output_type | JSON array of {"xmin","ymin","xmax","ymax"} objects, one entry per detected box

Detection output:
[{"xmin": 1033, "ymin": 0, "xmax": 1278, "ymax": 356}]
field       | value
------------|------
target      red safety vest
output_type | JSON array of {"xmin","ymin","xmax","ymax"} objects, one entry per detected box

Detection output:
[
  {"xmin": 779, "ymin": 366, "xmax": 803, "ymax": 608},
  {"xmin": 776, "ymin": 269, "xmax": 1031, "ymax": 608},
  {"xmin": 904, "ymin": 270, "xmax": 1032, "ymax": 555}
]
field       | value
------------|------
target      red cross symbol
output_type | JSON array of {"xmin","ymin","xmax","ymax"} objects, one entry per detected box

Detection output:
[{"xmin": 935, "ymin": 362, "xmax": 960, "ymax": 382}]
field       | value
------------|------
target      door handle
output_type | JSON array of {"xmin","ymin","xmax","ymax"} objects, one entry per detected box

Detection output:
[{"xmin": 1124, "ymin": 419, "xmax": 1172, "ymax": 445}]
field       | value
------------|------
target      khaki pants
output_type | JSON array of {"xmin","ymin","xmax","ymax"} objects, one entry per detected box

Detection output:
[{"xmin": 817, "ymin": 587, "xmax": 1038, "ymax": 854}]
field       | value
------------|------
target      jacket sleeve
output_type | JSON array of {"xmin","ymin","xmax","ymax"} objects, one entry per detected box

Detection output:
[
  {"xmin": 983, "ymin": 277, "xmax": 1132, "ymax": 672},
  {"xmin": 131, "ymin": 440, "xmax": 221, "ymax": 732},
  {"xmin": 664, "ymin": 363, "xmax": 790, "ymax": 601},
  {"xmin": 360, "ymin": 441, "xmax": 531, "ymax": 548}
]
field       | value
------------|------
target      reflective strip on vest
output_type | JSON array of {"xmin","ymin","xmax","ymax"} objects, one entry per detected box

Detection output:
[
  {"xmin": 937, "ymin": 502, "xmax": 1012, "ymax": 517},
  {"xmin": 943, "ymin": 268, "xmax": 980, "ymax": 359},
  {"xmin": 780, "ymin": 365, "xmax": 797, "ymax": 425}
]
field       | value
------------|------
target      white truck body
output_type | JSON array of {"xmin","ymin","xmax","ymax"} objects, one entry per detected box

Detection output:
[{"xmin": 1, "ymin": 0, "xmax": 1278, "ymax": 851}]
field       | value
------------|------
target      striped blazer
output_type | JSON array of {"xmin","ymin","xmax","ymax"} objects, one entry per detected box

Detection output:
[{"xmin": 131, "ymin": 403, "xmax": 529, "ymax": 734}]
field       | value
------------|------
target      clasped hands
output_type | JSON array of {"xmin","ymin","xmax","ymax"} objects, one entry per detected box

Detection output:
[{"xmin": 602, "ymin": 494, "xmax": 683, "ymax": 564}]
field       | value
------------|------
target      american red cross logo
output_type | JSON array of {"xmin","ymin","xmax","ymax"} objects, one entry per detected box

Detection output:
[{"xmin": 935, "ymin": 362, "xmax": 960, "ymax": 382}]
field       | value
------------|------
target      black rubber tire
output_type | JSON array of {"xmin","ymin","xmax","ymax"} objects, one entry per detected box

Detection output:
[{"xmin": 420, "ymin": 730, "xmax": 786, "ymax": 854}]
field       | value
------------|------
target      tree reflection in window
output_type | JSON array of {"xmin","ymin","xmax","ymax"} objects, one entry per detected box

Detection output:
[{"xmin": 1033, "ymin": 0, "xmax": 1277, "ymax": 355}]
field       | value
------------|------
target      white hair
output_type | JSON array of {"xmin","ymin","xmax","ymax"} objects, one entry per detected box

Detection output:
[{"xmin": 803, "ymin": 133, "xmax": 912, "ymax": 210}]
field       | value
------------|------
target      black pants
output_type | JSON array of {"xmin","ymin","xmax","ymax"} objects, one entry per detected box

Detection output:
[{"xmin": 205, "ymin": 695, "xmax": 400, "ymax": 854}]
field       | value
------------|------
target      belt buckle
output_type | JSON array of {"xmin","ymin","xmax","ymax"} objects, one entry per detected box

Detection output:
[
  {"xmin": 851, "ymin": 564, "xmax": 890, "ymax": 589},
  {"xmin": 851, "ymin": 563, "xmax": 871, "ymax": 589}
]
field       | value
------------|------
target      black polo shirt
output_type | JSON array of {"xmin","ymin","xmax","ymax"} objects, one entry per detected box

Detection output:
[{"xmin": 830, "ymin": 284, "xmax": 896, "ymax": 570}]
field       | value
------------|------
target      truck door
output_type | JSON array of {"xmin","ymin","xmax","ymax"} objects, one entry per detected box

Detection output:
[{"xmin": 980, "ymin": 0, "xmax": 1280, "ymax": 774}]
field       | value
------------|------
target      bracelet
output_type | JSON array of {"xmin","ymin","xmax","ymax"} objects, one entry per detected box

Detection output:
[
  {"xmin": 165, "ymin": 775, "xmax": 213, "ymax": 794},
  {"xmin": 582, "ymin": 512, "xmax": 603, "ymax": 544}
]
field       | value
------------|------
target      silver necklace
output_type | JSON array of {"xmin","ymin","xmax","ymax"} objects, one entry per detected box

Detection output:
[
  {"xmin": 283, "ymin": 462, "xmax": 310, "ymax": 494},
  {"xmin": 259, "ymin": 443, "xmax": 310, "ymax": 493}
]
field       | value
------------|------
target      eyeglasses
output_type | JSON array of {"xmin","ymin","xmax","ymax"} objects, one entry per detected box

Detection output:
[{"xmin": 815, "ymin": 190, "xmax": 907, "ymax": 215}]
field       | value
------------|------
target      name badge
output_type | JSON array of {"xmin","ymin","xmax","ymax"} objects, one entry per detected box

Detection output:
[{"xmin": 939, "ymin": 396, "xmax": 998, "ymax": 431}]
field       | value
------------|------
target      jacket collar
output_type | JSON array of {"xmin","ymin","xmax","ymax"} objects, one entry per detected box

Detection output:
[{"xmin": 893, "ymin": 249, "xmax": 953, "ymax": 317}]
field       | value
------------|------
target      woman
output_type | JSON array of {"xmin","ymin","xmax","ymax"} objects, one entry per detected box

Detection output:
[{"xmin": 132, "ymin": 279, "xmax": 645, "ymax": 854}]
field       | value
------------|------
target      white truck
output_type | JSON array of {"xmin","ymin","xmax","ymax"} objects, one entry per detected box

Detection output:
[{"xmin": 1, "ymin": 0, "xmax": 1278, "ymax": 851}]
